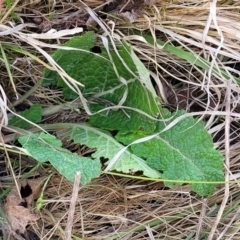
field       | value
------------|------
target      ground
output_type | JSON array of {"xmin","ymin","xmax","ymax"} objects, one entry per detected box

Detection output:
[{"xmin": 1, "ymin": 0, "xmax": 240, "ymax": 239}]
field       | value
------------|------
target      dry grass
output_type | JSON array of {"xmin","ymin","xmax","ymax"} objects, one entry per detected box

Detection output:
[{"xmin": 1, "ymin": 0, "xmax": 240, "ymax": 239}]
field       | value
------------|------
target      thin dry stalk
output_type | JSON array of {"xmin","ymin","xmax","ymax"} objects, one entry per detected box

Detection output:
[
  {"xmin": 208, "ymin": 80, "xmax": 231, "ymax": 240},
  {"xmin": 64, "ymin": 172, "xmax": 81, "ymax": 240},
  {"xmin": 0, "ymin": 85, "xmax": 22, "ymax": 199},
  {"xmin": 195, "ymin": 199, "xmax": 207, "ymax": 240}
]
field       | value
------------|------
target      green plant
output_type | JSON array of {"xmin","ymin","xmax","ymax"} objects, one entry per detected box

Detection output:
[{"xmin": 10, "ymin": 31, "xmax": 224, "ymax": 196}]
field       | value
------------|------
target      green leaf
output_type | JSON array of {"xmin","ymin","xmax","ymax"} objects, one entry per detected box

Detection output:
[
  {"xmin": 130, "ymin": 48, "xmax": 158, "ymax": 98},
  {"xmin": 18, "ymin": 132, "xmax": 101, "ymax": 184},
  {"xmin": 116, "ymin": 110, "xmax": 224, "ymax": 196},
  {"xmin": 63, "ymin": 124, "xmax": 161, "ymax": 179},
  {"xmin": 42, "ymin": 32, "xmax": 160, "ymax": 133},
  {"xmin": 8, "ymin": 104, "xmax": 42, "ymax": 128},
  {"xmin": 87, "ymin": 44, "xmax": 159, "ymax": 133},
  {"xmin": 88, "ymin": 80, "xmax": 159, "ymax": 133},
  {"xmin": 42, "ymin": 31, "xmax": 97, "ymax": 88}
]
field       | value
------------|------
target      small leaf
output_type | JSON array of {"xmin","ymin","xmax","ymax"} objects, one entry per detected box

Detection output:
[
  {"xmin": 4, "ymin": 179, "xmax": 42, "ymax": 234},
  {"xmin": 18, "ymin": 133, "xmax": 101, "ymax": 184},
  {"xmin": 116, "ymin": 109, "xmax": 224, "ymax": 196},
  {"xmin": 8, "ymin": 104, "xmax": 42, "ymax": 128},
  {"xmin": 63, "ymin": 124, "xmax": 161, "ymax": 178}
]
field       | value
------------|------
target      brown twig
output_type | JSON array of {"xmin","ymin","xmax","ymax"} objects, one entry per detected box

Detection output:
[{"xmin": 64, "ymin": 172, "xmax": 81, "ymax": 240}]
